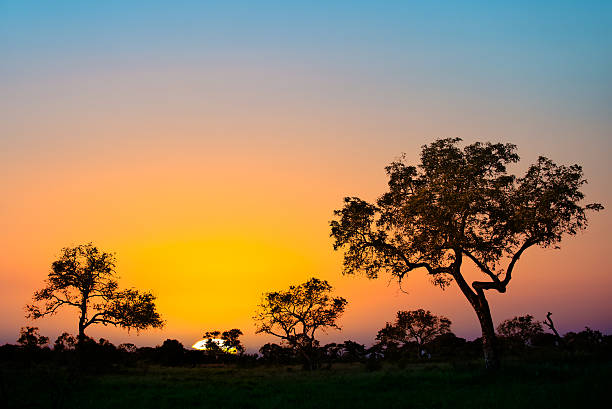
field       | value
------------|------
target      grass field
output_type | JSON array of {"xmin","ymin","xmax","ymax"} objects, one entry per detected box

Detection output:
[{"xmin": 2, "ymin": 359, "xmax": 610, "ymax": 409}]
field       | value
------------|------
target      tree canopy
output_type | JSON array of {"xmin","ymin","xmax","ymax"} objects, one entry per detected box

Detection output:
[
  {"xmin": 26, "ymin": 243, "xmax": 164, "ymax": 345},
  {"xmin": 17, "ymin": 327, "xmax": 49, "ymax": 349},
  {"xmin": 497, "ymin": 314, "xmax": 544, "ymax": 346},
  {"xmin": 201, "ymin": 329, "xmax": 245, "ymax": 355},
  {"xmin": 376, "ymin": 309, "xmax": 451, "ymax": 357},
  {"xmin": 331, "ymin": 138, "xmax": 602, "ymax": 369},
  {"xmin": 254, "ymin": 277, "xmax": 347, "ymax": 369}
]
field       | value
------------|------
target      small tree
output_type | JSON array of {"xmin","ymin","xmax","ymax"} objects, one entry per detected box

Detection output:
[
  {"xmin": 159, "ymin": 339, "xmax": 185, "ymax": 366},
  {"xmin": 17, "ymin": 327, "xmax": 49, "ymax": 349},
  {"xmin": 331, "ymin": 138, "xmax": 602, "ymax": 369},
  {"xmin": 496, "ymin": 314, "xmax": 543, "ymax": 346},
  {"xmin": 259, "ymin": 343, "xmax": 294, "ymax": 364},
  {"xmin": 376, "ymin": 309, "xmax": 451, "ymax": 358},
  {"xmin": 254, "ymin": 277, "xmax": 348, "ymax": 370},
  {"xmin": 118, "ymin": 343, "xmax": 137, "ymax": 354},
  {"xmin": 26, "ymin": 243, "xmax": 164, "ymax": 346},
  {"xmin": 340, "ymin": 340, "xmax": 367, "ymax": 362},
  {"xmin": 201, "ymin": 329, "xmax": 245, "ymax": 355},
  {"xmin": 54, "ymin": 332, "xmax": 77, "ymax": 351}
]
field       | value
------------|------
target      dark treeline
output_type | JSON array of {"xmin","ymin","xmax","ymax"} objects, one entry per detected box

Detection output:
[{"xmin": 3, "ymin": 314, "xmax": 611, "ymax": 373}]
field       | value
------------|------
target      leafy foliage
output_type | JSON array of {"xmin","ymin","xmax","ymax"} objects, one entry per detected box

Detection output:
[
  {"xmin": 254, "ymin": 278, "xmax": 347, "ymax": 368},
  {"xmin": 202, "ymin": 329, "xmax": 245, "ymax": 354},
  {"xmin": 26, "ymin": 243, "xmax": 164, "ymax": 343},
  {"xmin": 54, "ymin": 332, "xmax": 77, "ymax": 351},
  {"xmin": 17, "ymin": 327, "xmax": 49, "ymax": 349},
  {"xmin": 331, "ymin": 138, "xmax": 602, "ymax": 290},
  {"xmin": 376, "ymin": 309, "xmax": 451, "ymax": 356},
  {"xmin": 497, "ymin": 315, "xmax": 544, "ymax": 345}
]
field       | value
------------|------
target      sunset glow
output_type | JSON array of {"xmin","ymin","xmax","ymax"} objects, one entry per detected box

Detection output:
[
  {"xmin": 192, "ymin": 339, "xmax": 238, "ymax": 354},
  {"xmin": 1, "ymin": 1, "xmax": 610, "ymax": 353}
]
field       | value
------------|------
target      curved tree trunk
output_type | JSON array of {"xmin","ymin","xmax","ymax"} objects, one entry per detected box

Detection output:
[
  {"xmin": 451, "ymin": 261, "xmax": 500, "ymax": 370},
  {"xmin": 78, "ymin": 296, "xmax": 88, "ymax": 349},
  {"xmin": 77, "ymin": 306, "xmax": 88, "ymax": 368},
  {"xmin": 474, "ymin": 292, "xmax": 499, "ymax": 370}
]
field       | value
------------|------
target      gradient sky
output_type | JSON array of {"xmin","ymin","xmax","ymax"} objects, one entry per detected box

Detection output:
[{"xmin": 1, "ymin": 1, "xmax": 611, "ymax": 351}]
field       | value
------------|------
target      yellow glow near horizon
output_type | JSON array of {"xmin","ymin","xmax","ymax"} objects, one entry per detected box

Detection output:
[{"xmin": 192, "ymin": 339, "xmax": 237, "ymax": 354}]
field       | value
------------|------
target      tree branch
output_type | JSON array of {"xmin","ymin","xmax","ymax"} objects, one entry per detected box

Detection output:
[
  {"xmin": 462, "ymin": 249, "xmax": 500, "ymax": 284},
  {"xmin": 501, "ymin": 238, "xmax": 537, "ymax": 287}
]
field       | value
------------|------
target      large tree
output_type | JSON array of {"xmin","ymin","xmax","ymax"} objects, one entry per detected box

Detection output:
[
  {"xmin": 330, "ymin": 138, "xmax": 602, "ymax": 369},
  {"xmin": 26, "ymin": 243, "xmax": 164, "ymax": 346},
  {"xmin": 254, "ymin": 277, "xmax": 348, "ymax": 369}
]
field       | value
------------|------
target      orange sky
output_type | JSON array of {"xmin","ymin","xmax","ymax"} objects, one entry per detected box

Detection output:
[
  {"xmin": 1, "ymin": 125, "xmax": 609, "ymax": 351},
  {"xmin": 1, "ymin": 2, "xmax": 611, "ymax": 351}
]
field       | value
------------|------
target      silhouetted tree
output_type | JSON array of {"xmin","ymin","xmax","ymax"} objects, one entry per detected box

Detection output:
[
  {"xmin": 340, "ymin": 340, "xmax": 367, "ymax": 362},
  {"xmin": 26, "ymin": 243, "xmax": 164, "ymax": 347},
  {"xmin": 53, "ymin": 332, "xmax": 77, "ymax": 351},
  {"xmin": 202, "ymin": 329, "xmax": 245, "ymax": 355},
  {"xmin": 497, "ymin": 314, "xmax": 543, "ymax": 346},
  {"xmin": 543, "ymin": 312, "xmax": 565, "ymax": 347},
  {"xmin": 17, "ymin": 327, "xmax": 49, "ymax": 349},
  {"xmin": 118, "ymin": 343, "xmax": 137, "ymax": 353},
  {"xmin": 254, "ymin": 277, "xmax": 348, "ymax": 370},
  {"xmin": 331, "ymin": 138, "xmax": 602, "ymax": 369},
  {"xmin": 425, "ymin": 333, "xmax": 467, "ymax": 359},
  {"xmin": 159, "ymin": 339, "xmax": 185, "ymax": 366},
  {"xmin": 259, "ymin": 343, "xmax": 294, "ymax": 364},
  {"xmin": 376, "ymin": 309, "xmax": 451, "ymax": 358},
  {"xmin": 564, "ymin": 327, "xmax": 604, "ymax": 351}
]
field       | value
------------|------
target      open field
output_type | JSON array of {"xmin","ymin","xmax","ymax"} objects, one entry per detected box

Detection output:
[{"xmin": 2, "ymin": 359, "xmax": 610, "ymax": 409}]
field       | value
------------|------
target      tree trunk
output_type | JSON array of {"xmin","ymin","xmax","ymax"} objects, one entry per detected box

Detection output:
[
  {"xmin": 78, "ymin": 323, "xmax": 85, "ymax": 347},
  {"xmin": 78, "ymin": 296, "xmax": 88, "ymax": 349},
  {"xmin": 451, "ymin": 255, "xmax": 500, "ymax": 370},
  {"xmin": 301, "ymin": 344, "xmax": 316, "ymax": 370},
  {"xmin": 474, "ymin": 293, "xmax": 500, "ymax": 371}
]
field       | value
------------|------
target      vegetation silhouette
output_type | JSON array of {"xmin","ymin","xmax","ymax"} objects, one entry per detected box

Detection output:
[
  {"xmin": 200, "ymin": 329, "xmax": 245, "ymax": 356},
  {"xmin": 2, "ymin": 313, "xmax": 611, "ymax": 408},
  {"xmin": 26, "ymin": 243, "xmax": 164, "ymax": 348},
  {"xmin": 254, "ymin": 277, "xmax": 348, "ymax": 370},
  {"xmin": 330, "ymin": 138, "xmax": 602, "ymax": 369},
  {"xmin": 376, "ymin": 309, "xmax": 451, "ymax": 359},
  {"xmin": 54, "ymin": 332, "xmax": 77, "ymax": 352},
  {"xmin": 17, "ymin": 326, "xmax": 49, "ymax": 349},
  {"xmin": 497, "ymin": 314, "xmax": 544, "ymax": 345},
  {"xmin": 543, "ymin": 311, "xmax": 566, "ymax": 348}
]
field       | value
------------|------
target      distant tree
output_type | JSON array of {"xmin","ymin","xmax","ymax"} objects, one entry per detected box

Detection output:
[
  {"xmin": 340, "ymin": 340, "xmax": 367, "ymax": 362},
  {"xmin": 259, "ymin": 343, "xmax": 294, "ymax": 364},
  {"xmin": 201, "ymin": 329, "xmax": 245, "ymax": 355},
  {"xmin": 54, "ymin": 332, "xmax": 77, "ymax": 351},
  {"xmin": 564, "ymin": 327, "xmax": 604, "ymax": 351},
  {"xmin": 254, "ymin": 277, "xmax": 348, "ymax": 370},
  {"xmin": 26, "ymin": 243, "xmax": 164, "ymax": 347},
  {"xmin": 321, "ymin": 342, "xmax": 342, "ymax": 364},
  {"xmin": 17, "ymin": 327, "xmax": 49, "ymax": 349},
  {"xmin": 118, "ymin": 343, "xmax": 137, "ymax": 353},
  {"xmin": 375, "ymin": 322, "xmax": 406, "ymax": 359},
  {"xmin": 159, "ymin": 339, "xmax": 185, "ymax": 366},
  {"xmin": 376, "ymin": 309, "xmax": 451, "ymax": 358},
  {"xmin": 497, "ymin": 314, "xmax": 544, "ymax": 346},
  {"xmin": 331, "ymin": 138, "xmax": 602, "ymax": 369},
  {"xmin": 425, "ymin": 333, "xmax": 467, "ymax": 359},
  {"xmin": 542, "ymin": 312, "xmax": 565, "ymax": 347}
]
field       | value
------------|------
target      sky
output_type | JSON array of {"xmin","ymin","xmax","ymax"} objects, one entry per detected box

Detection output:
[{"xmin": 1, "ymin": 1, "xmax": 611, "ymax": 351}]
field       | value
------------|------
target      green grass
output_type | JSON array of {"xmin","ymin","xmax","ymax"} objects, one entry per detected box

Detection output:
[{"xmin": 2, "ymin": 360, "xmax": 610, "ymax": 409}]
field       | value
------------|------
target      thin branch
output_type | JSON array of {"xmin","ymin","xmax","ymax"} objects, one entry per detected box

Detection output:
[{"xmin": 462, "ymin": 249, "xmax": 500, "ymax": 284}]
